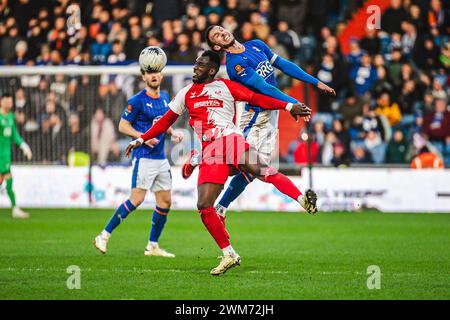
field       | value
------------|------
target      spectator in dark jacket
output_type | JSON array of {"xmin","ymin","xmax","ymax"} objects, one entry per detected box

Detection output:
[
  {"xmin": 0, "ymin": 26, "xmax": 22, "ymax": 63},
  {"xmin": 386, "ymin": 129, "xmax": 410, "ymax": 163},
  {"xmin": 381, "ymin": 0, "xmax": 408, "ymax": 34},
  {"xmin": 125, "ymin": 24, "xmax": 146, "ymax": 61},
  {"xmin": 360, "ymin": 28, "xmax": 381, "ymax": 56},
  {"xmin": 413, "ymin": 37, "xmax": 441, "ymax": 70}
]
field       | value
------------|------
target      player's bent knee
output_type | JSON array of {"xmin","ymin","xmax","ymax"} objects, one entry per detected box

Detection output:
[
  {"xmin": 197, "ymin": 199, "xmax": 214, "ymax": 211},
  {"xmin": 157, "ymin": 198, "xmax": 171, "ymax": 210}
]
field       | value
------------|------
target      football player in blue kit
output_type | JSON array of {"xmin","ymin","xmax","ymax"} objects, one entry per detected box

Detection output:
[
  {"xmin": 94, "ymin": 68, "xmax": 184, "ymax": 257},
  {"xmin": 183, "ymin": 25, "xmax": 336, "ymax": 220}
]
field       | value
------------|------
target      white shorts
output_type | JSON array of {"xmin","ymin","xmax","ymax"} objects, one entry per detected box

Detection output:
[
  {"xmin": 131, "ymin": 158, "xmax": 172, "ymax": 192},
  {"xmin": 240, "ymin": 109, "xmax": 279, "ymax": 164}
]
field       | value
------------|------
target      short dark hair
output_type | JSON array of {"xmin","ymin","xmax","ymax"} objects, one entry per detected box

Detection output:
[
  {"xmin": 1, "ymin": 93, "xmax": 11, "ymax": 99},
  {"xmin": 201, "ymin": 50, "xmax": 221, "ymax": 70},
  {"xmin": 205, "ymin": 25, "xmax": 220, "ymax": 51}
]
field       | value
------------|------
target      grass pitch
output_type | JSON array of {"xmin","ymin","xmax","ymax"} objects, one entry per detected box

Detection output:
[{"xmin": 0, "ymin": 208, "xmax": 449, "ymax": 300}]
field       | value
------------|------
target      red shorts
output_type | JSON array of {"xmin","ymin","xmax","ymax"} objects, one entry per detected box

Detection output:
[{"xmin": 197, "ymin": 133, "xmax": 250, "ymax": 186}]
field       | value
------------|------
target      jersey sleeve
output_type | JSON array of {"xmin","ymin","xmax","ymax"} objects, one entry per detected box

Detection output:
[
  {"xmin": 222, "ymin": 79, "xmax": 289, "ymax": 110},
  {"xmin": 168, "ymin": 87, "xmax": 188, "ymax": 115},
  {"xmin": 252, "ymin": 39, "xmax": 278, "ymax": 64},
  {"xmin": 121, "ymin": 97, "xmax": 140, "ymax": 122},
  {"xmin": 272, "ymin": 55, "xmax": 320, "ymax": 86},
  {"xmin": 221, "ymin": 79, "xmax": 255, "ymax": 102},
  {"xmin": 11, "ymin": 120, "xmax": 23, "ymax": 146}
]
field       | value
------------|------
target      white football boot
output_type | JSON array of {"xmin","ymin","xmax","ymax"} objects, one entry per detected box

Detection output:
[
  {"xmin": 210, "ymin": 254, "xmax": 241, "ymax": 276},
  {"xmin": 144, "ymin": 243, "xmax": 175, "ymax": 258},
  {"xmin": 12, "ymin": 207, "xmax": 29, "ymax": 219},
  {"xmin": 93, "ymin": 231, "xmax": 110, "ymax": 254}
]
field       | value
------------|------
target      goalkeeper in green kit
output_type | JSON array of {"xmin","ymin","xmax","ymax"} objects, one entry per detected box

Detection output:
[{"xmin": 0, "ymin": 93, "xmax": 32, "ymax": 219}]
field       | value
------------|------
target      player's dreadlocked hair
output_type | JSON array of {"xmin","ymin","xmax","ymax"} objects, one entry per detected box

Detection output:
[{"xmin": 205, "ymin": 25, "xmax": 221, "ymax": 52}]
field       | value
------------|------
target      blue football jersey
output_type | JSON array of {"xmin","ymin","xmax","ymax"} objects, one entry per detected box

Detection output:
[
  {"xmin": 121, "ymin": 89, "xmax": 170, "ymax": 160},
  {"xmin": 226, "ymin": 39, "xmax": 278, "ymax": 96}
]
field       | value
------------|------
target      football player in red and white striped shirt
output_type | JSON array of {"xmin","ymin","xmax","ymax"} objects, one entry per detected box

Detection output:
[{"xmin": 125, "ymin": 51, "xmax": 316, "ymax": 276}]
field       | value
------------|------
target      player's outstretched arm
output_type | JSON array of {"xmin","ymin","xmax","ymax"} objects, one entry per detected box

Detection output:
[
  {"xmin": 125, "ymin": 110, "xmax": 179, "ymax": 157},
  {"xmin": 273, "ymin": 56, "xmax": 336, "ymax": 96},
  {"xmin": 119, "ymin": 118, "xmax": 160, "ymax": 148},
  {"xmin": 224, "ymin": 79, "xmax": 311, "ymax": 122},
  {"xmin": 234, "ymin": 66, "xmax": 298, "ymax": 104},
  {"xmin": 250, "ymin": 92, "xmax": 311, "ymax": 122}
]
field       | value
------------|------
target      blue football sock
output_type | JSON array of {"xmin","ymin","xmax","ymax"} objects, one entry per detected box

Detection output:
[
  {"xmin": 218, "ymin": 172, "xmax": 253, "ymax": 209},
  {"xmin": 149, "ymin": 206, "xmax": 169, "ymax": 243},
  {"xmin": 104, "ymin": 199, "xmax": 136, "ymax": 234}
]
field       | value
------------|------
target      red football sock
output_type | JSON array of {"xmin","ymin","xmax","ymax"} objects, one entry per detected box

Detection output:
[
  {"xmin": 263, "ymin": 171, "xmax": 302, "ymax": 201},
  {"xmin": 199, "ymin": 207, "xmax": 231, "ymax": 249}
]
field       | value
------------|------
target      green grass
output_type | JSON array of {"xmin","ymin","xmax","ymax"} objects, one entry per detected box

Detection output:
[{"xmin": 0, "ymin": 209, "xmax": 449, "ymax": 300}]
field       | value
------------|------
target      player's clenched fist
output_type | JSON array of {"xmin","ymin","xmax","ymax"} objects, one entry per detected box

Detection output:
[
  {"xmin": 125, "ymin": 137, "xmax": 144, "ymax": 158},
  {"xmin": 287, "ymin": 103, "xmax": 311, "ymax": 122}
]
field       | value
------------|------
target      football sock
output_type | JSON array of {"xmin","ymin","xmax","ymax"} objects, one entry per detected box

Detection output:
[
  {"xmin": 5, "ymin": 177, "xmax": 16, "ymax": 207},
  {"xmin": 199, "ymin": 207, "xmax": 231, "ymax": 249},
  {"xmin": 263, "ymin": 170, "xmax": 302, "ymax": 201},
  {"xmin": 149, "ymin": 206, "xmax": 169, "ymax": 243},
  {"xmin": 104, "ymin": 199, "xmax": 136, "ymax": 234},
  {"xmin": 218, "ymin": 173, "xmax": 253, "ymax": 208},
  {"xmin": 222, "ymin": 245, "xmax": 237, "ymax": 257}
]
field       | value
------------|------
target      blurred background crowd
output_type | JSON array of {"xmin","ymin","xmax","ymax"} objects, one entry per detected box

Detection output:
[{"xmin": 0, "ymin": 0, "xmax": 448, "ymax": 167}]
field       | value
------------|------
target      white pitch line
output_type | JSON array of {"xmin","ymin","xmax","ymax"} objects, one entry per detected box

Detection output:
[{"xmin": 0, "ymin": 267, "xmax": 447, "ymax": 277}]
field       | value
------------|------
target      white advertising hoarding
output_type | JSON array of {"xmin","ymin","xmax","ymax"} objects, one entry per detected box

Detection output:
[{"xmin": 1, "ymin": 166, "xmax": 449, "ymax": 212}]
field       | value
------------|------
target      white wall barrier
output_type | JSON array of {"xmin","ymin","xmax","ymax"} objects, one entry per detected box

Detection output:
[{"xmin": 1, "ymin": 165, "xmax": 449, "ymax": 212}]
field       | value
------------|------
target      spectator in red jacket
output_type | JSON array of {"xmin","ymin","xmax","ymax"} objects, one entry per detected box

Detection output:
[{"xmin": 293, "ymin": 132, "xmax": 319, "ymax": 165}]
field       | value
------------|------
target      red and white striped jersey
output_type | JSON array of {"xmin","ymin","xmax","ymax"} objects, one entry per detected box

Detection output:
[{"xmin": 169, "ymin": 78, "xmax": 255, "ymax": 142}]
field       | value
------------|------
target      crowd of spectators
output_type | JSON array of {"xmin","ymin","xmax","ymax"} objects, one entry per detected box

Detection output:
[
  {"xmin": 0, "ymin": 0, "xmax": 449, "ymax": 166},
  {"xmin": 283, "ymin": 0, "xmax": 450, "ymax": 167}
]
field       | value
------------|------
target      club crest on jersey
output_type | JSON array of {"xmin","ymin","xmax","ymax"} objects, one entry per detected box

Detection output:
[
  {"xmin": 234, "ymin": 65, "xmax": 245, "ymax": 74},
  {"xmin": 127, "ymin": 105, "xmax": 132, "ymax": 112}
]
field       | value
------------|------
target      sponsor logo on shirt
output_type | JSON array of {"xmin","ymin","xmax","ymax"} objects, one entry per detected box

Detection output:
[
  {"xmin": 256, "ymin": 60, "xmax": 274, "ymax": 79},
  {"xmin": 193, "ymin": 98, "xmax": 223, "ymax": 108}
]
